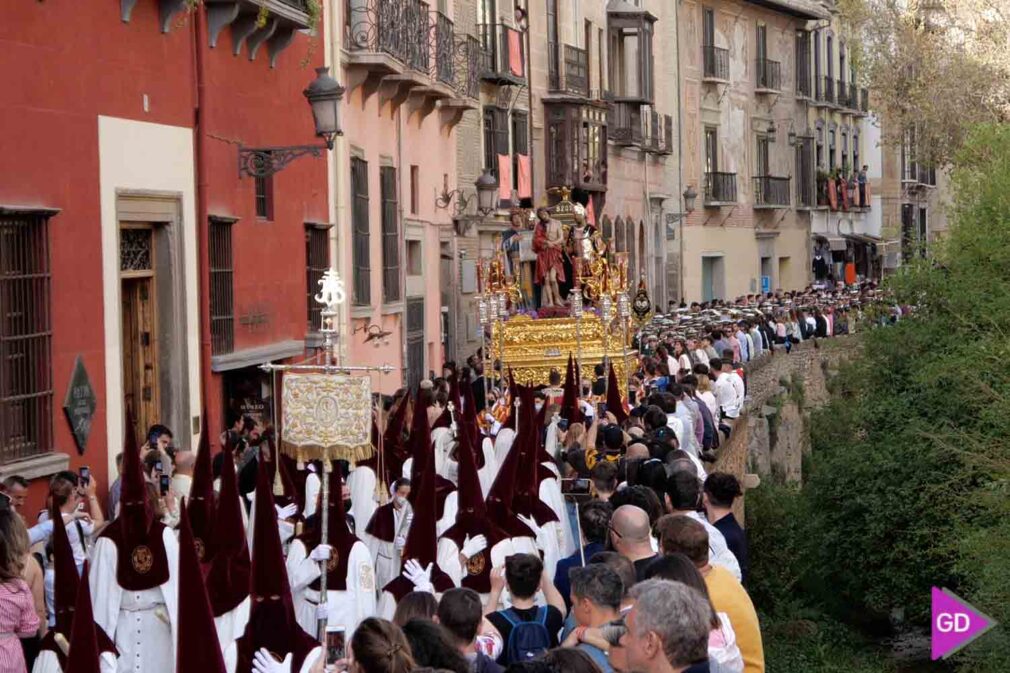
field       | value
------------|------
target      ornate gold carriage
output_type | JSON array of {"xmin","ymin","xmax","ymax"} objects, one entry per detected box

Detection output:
[{"xmin": 482, "ymin": 189, "xmax": 640, "ymax": 402}]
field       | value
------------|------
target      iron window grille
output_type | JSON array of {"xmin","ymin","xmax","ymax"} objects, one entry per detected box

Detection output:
[{"xmin": 0, "ymin": 212, "xmax": 54, "ymax": 462}]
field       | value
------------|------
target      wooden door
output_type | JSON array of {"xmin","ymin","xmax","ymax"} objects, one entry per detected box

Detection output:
[{"xmin": 121, "ymin": 276, "xmax": 159, "ymax": 441}]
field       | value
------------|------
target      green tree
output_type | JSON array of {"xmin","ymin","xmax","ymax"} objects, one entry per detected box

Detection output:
[{"xmin": 757, "ymin": 124, "xmax": 1010, "ymax": 671}]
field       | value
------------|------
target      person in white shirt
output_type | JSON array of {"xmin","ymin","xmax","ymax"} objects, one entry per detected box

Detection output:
[
  {"xmin": 170, "ymin": 450, "xmax": 195, "ymax": 502},
  {"xmin": 710, "ymin": 358, "xmax": 744, "ymax": 420},
  {"xmin": 662, "ymin": 470, "xmax": 742, "ymax": 581},
  {"xmin": 38, "ymin": 474, "xmax": 104, "ymax": 573}
]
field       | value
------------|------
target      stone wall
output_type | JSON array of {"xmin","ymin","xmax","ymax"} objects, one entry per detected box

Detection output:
[{"xmin": 714, "ymin": 337, "xmax": 863, "ymax": 522}]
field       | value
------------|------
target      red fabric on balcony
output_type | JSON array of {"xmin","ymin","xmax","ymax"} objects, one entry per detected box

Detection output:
[
  {"xmin": 827, "ymin": 179, "xmax": 838, "ymax": 211},
  {"xmin": 517, "ymin": 154, "xmax": 531, "ymax": 198},
  {"xmin": 508, "ymin": 29, "xmax": 524, "ymax": 76},
  {"xmin": 498, "ymin": 154, "xmax": 513, "ymax": 200},
  {"xmin": 840, "ymin": 180, "xmax": 849, "ymax": 211},
  {"xmin": 864, "ymin": 180, "xmax": 872, "ymax": 206}
]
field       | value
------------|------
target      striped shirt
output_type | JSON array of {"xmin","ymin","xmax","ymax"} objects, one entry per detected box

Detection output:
[{"xmin": 0, "ymin": 579, "xmax": 41, "ymax": 672}]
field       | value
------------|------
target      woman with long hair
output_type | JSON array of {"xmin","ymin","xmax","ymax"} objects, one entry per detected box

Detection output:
[
  {"xmin": 644, "ymin": 554, "xmax": 744, "ymax": 673},
  {"xmin": 348, "ymin": 618, "xmax": 415, "ymax": 673},
  {"xmin": 0, "ymin": 508, "xmax": 40, "ymax": 673},
  {"xmin": 401, "ymin": 619, "xmax": 469, "ymax": 673},
  {"xmin": 391, "ymin": 591, "xmax": 438, "ymax": 628},
  {"xmin": 673, "ymin": 340, "xmax": 693, "ymax": 373}
]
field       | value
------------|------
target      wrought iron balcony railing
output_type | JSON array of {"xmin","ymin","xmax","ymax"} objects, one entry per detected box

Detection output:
[
  {"xmin": 478, "ymin": 23, "xmax": 525, "ymax": 84},
  {"xmin": 860, "ymin": 87, "xmax": 869, "ymax": 113},
  {"xmin": 433, "ymin": 11, "xmax": 455, "ymax": 85},
  {"xmin": 753, "ymin": 176, "xmax": 791, "ymax": 207},
  {"xmin": 345, "ymin": 0, "xmax": 430, "ymax": 68},
  {"xmin": 822, "ymin": 76, "xmax": 835, "ymax": 105},
  {"xmin": 756, "ymin": 58, "xmax": 781, "ymax": 91},
  {"xmin": 703, "ymin": 45, "xmax": 729, "ymax": 80},
  {"xmin": 704, "ymin": 171, "xmax": 737, "ymax": 205}
]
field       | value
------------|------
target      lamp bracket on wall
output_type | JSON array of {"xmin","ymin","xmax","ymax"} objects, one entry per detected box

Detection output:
[{"xmin": 238, "ymin": 143, "xmax": 330, "ymax": 179}]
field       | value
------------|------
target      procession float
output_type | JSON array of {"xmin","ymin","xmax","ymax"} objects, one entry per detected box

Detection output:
[{"xmin": 477, "ymin": 188, "xmax": 652, "ymax": 403}]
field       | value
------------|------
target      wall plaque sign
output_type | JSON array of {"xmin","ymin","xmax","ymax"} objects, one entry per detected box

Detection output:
[{"xmin": 63, "ymin": 356, "xmax": 97, "ymax": 455}]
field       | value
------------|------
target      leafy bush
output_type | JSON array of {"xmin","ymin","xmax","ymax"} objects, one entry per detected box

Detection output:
[{"xmin": 749, "ymin": 125, "xmax": 1010, "ymax": 671}]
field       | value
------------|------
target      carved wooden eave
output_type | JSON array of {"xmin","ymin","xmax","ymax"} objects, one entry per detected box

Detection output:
[
  {"xmin": 406, "ymin": 84, "xmax": 451, "ymax": 123},
  {"xmin": 342, "ymin": 50, "xmax": 405, "ymax": 104},
  {"xmin": 438, "ymin": 98, "xmax": 478, "ymax": 133},
  {"xmin": 135, "ymin": 0, "xmax": 310, "ymax": 68},
  {"xmin": 378, "ymin": 72, "xmax": 430, "ymax": 116},
  {"xmin": 159, "ymin": 0, "xmax": 188, "ymax": 33}
]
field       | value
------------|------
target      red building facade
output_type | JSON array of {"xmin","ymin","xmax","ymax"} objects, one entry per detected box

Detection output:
[{"xmin": 0, "ymin": 0, "xmax": 330, "ymax": 510}]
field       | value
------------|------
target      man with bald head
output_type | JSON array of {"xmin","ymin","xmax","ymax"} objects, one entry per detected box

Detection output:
[
  {"xmin": 171, "ymin": 450, "xmax": 196, "ymax": 501},
  {"xmin": 608, "ymin": 505, "xmax": 659, "ymax": 583}
]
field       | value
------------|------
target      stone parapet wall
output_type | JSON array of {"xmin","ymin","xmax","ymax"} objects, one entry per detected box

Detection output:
[{"xmin": 713, "ymin": 337, "xmax": 863, "ymax": 523}]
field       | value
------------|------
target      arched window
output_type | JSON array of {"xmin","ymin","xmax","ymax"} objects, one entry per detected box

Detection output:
[
  {"xmin": 601, "ymin": 214, "xmax": 613, "ymax": 242},
  {"xmin": 614, "ymin": 216, "xmax": 626, "ymax": 253}
]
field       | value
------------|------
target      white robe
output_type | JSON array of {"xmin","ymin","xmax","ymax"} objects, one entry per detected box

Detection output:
[
  {"xmin": 286, "ymin": 538, "xmax": 377, "ymax": 640},
  {"xmin": 214, "ymin": 596, "xmax": 251, "ymax": 664},
  {"xmin": 479, "ymin": 438, "xmax": 497, "ymax": 497},
  {"xmin": 362, "ymin": 505, "xmax": 410, "ymax": 593},
  {"xmin": 303, "ymin": 471, "xmax": 321, "ymax": 519},
  {"xmin": 539, "ymin": 473, "xmax": 576, "ymax": 559},
  {"xmin": 436, "ymin": 492, "xmax": 458, "ymax": 538},
  {"xmin": 89, "ymin": 528, "xmax": 180, "ymax": 673},
  {"xmin": 534, "ymin": 519, "xmax": 563, "ymax": 580},
  {"xmin": 347, "ymin": 465, "xmax": 378, "ymax": 535},
  {"xmin": 32, "ymin": 650, "xmax": 117, "ymax": 673}
]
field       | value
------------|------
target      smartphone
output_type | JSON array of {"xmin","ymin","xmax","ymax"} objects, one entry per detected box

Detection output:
[
  {"xmin": 159, "ymin": 474, "xmax": 170, "ymax": 496},
  {"xmin": 597, "ymin": 402, "xmax": 608, "ymax": 416},
  {"xmin": 155, "ymin": 460, "xmax": 164, "ymax": 474},
  {"xmin": 78, "ymin": 466, "xmax": 90, "ymax": 486},
  {"xmin": 148, "ymin": 431, "xmax": 161, "ymax": 448},
  {"xmin": 325, "ymin": 628, "xmax": 346, "ymax": 666},
  {"xmin": 561, "ymin": 478, "xmax": 591, "ymax": 495}
]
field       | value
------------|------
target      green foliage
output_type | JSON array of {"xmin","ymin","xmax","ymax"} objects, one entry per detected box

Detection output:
[
  {"xmin": 762, "ymin": 614, "xmax": 899, "ymax": 673},
  {"xmin": 748, "ymin": 125, "xmax": 1010, "ymax": 671},
  {"xmin": 747, "ymin": 485, "xmax": 899, "ymax": 673}
]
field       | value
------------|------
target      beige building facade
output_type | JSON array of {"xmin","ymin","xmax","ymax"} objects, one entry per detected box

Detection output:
[
  {"xmin": 443, "ymin": 0, "xmax": 681, "ymax": 364},
  {"xmin": 678, "ymin": 0, "xmax": 886, "ymax": 301}
]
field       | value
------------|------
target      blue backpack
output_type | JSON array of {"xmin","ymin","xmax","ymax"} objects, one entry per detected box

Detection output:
[{"xmin": 502, "ymin": 606, "xmax": 551, "ymax": 664}]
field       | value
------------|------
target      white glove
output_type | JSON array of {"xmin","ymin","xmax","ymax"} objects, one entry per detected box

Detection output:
[
  {"xmin": 461, "ymin": 534, "xmax": 488, "ymax": 559},
  {"xmin": 275, "ymin": 503, "xmax": 298, "ymax": 520},
  {"xmin": 310, "ymin": 544, "xmax": 332, "ymax": 562},
  {"xmin": 252, "ymin": 648, "xmax": 292, "ymax": 673},
  {"xmin": 517, "ymin": 514, "xmax": 540, "ymax": 536},
  {"xmin": 394, "ymin": 535, "xmax": 407, "ymax": 550},
  {"xmin": 403, "ymin": 559, "xmax": 434, "ymax": 593}
]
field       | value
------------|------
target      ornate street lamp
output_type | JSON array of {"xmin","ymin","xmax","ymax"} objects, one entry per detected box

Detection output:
[
  {"xmin": 305, "ymin": 67, "xmax": 345, "ymax": 149},
  {"xmin": 239, "ymin": 67, "xmax": 346, "ymax": 178},
  {"xmin": 682, "ymin": 185, "xmax": 698, "ymax": 214},
  {"xmin": 475, "ymin": 170, "xmax": 499, "ymax": 216}
]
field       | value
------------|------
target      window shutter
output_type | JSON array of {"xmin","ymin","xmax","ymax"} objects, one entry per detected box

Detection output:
[
  {"xmin": 381, "ymin": 167, "xmax": 401, "ymax": 303},
  {"xmin": 351, "ymin": 157, "xmax": 371, "ymax": 305}
]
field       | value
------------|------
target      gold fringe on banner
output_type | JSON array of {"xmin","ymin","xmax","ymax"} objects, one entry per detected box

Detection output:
[{"xmin": 278, "ymin": 440, "xmax": 374, "ymax": 465}]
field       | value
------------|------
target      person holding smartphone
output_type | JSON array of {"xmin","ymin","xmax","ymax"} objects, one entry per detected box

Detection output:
[{"xmin": 39, "ymin": 473, "xmax": 103, "ymax": 574}]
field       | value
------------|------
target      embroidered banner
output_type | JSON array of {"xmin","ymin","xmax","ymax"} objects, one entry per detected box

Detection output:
[{"xmin": 281, "ymin": 374, "xmax": 372, "ymax": 462}]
